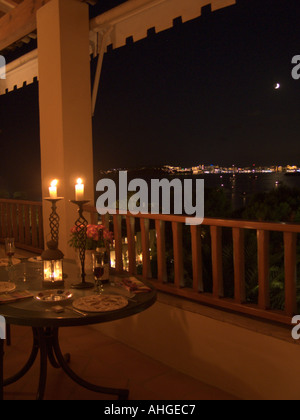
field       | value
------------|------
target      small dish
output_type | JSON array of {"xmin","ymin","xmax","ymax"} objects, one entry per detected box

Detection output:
[{"xmin": 34, "ymin": 289, "xmax": 73, "ymax": 304}]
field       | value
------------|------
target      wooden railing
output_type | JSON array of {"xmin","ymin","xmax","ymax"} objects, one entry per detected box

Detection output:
[
  {"xmin": 84, "ymin": 204, "xmax": 300, "ymax": 325},
  {"xmin": 0, "ymin": 199, "xmax": 44, "ymax": 253}
]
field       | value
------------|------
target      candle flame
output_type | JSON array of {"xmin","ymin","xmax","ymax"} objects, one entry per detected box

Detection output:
[
  {"xmin": 76, "ymin": 178, "xmax": 83, "ymax": 185},
  {"xmin": 51, "ymin": 179, "xmax": 58, "ymax": 187}
]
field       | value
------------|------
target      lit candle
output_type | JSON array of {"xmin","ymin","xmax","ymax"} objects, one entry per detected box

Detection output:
[
  {"xmin": 49, "ymin": 179, "xmax": 58, "ymax": 198},
  {"xmin": 75, "ymin": 178, "xmax": 84, "ymax": 201}
]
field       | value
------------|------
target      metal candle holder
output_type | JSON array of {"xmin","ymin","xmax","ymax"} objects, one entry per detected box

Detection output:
[
  {"xmin": 70, "ymin": 200, "xmax": 94, "ymax": 289},
  {"xmin": 44, "ymin": 198, "xmax": 64, "ymax": 243}
]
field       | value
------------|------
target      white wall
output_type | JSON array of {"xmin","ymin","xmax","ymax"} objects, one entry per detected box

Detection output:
[{"xmin": 94, "ymin": 300, "xmax": 300, "ymax": 400}]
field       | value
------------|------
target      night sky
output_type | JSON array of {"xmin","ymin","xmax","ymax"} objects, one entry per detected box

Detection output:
[{"xmin": 1, "ymin": 0, "xmax": 300, "ymax": 198}]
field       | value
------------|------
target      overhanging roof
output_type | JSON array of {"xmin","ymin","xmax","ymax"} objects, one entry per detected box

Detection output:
[{"xmin": 0, "ymin": 0, "xmax": 236, "ymax": 95}]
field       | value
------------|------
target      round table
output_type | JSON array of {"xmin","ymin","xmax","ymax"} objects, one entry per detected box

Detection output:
[{"xmin": 0, "ymin": 260, "xmax": 157, "ymax": 400}]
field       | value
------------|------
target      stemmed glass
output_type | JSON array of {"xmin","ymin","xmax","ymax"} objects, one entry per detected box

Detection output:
[
  {"xmin": 5, "ymin": 238, "xmax": 15, "ymax": 267},
  {"xmin": 92, "ymin": 252, "xmax": 105, "ymax": 294}
]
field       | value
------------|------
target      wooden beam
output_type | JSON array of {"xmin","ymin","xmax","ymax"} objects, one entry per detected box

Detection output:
[
  {"xmin": 0, "ymin": 0, "xmax": 17, "ymax": 14},
  {"xmin": 0, "ymin": 0, "xmax": 51, "ymax": 52}
]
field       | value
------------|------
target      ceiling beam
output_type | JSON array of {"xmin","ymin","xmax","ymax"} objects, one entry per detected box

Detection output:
[
  {"xmin": 0, "ymin": 0, "xmax": 17, "ymax": 14},
  {"xmin": 0, "ymin": 0, "xmax": 51, "ymax": 52}
]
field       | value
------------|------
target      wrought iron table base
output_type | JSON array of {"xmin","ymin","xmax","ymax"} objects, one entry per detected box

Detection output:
[{"xmin": 0, "ymin": 327, "xmax": 129, "ymax": 400}]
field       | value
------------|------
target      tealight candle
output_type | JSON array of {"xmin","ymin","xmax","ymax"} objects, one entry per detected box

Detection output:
[
  {"xmin": 49, "ymin": 180, "xmax": 58, "ymax": 198},
  {"xmin": 75, "ymin": 178, "xmax": 84, "ymax": 201}
]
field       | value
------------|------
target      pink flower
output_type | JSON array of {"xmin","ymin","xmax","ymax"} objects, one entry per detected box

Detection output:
[{"xmin": 87, "ymin": 224, "xmax": 99, "ymax": 241}]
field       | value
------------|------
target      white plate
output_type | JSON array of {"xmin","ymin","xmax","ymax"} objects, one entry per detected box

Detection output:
[{"xmin": 34, "ymin": 290, "xmax": 73, "ymax": 303}]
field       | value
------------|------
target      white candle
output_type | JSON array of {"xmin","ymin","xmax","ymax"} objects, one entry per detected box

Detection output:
[
  {"xmin": 49, "ymin": 180, "xmax": 58, "ymax": 198},
  {"xmin": 75, "ymin": 178, "xmax": 84, "ymax": 201}
]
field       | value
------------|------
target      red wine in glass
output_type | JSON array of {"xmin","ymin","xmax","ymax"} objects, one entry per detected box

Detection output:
[{"xmin": 93, "ymin": 266, "xmax": 104, "ymax": 279}]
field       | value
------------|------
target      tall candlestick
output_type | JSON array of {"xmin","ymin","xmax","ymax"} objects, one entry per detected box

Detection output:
[
  {"xmin": 49, "ymin": 180, "xmax": 58, "ymax": 199},
  {"xmin": 75, "ymin": 178, "xmax": 84, "ymax": 201}
]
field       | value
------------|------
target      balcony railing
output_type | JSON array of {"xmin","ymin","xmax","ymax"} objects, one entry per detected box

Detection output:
[
  {"xmin": 85, "ymin": 204, "xmax": 300, "ymax": 326},
  {"xmin": 0, "ymin": 199, "xmax": 44, "ymax": 253},
  {"xmin": 0, "ymin": 198, "xmax": 298, "ymax": 326}
]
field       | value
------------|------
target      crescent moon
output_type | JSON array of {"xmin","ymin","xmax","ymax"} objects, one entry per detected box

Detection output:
[{"xmin": 275, "ymin": 83, "xmax": 280, "ymax": 89}]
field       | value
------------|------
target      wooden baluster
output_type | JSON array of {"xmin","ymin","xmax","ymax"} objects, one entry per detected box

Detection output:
[
  {"xmin": 31, "ymin": 205, "xmax": 38, "ymax": 248},
  {"xmin": 155, "ymin": 219, "xmax": 167, "ymax": 283},
  {"xmin": 101, "ymin": 214, "xmax": 110, "ymax": 230},
  {"xmin": 172, "ymin": 222, "xmax": 184, "ymax": 288},
  {"xmin": 18, "ymin": 204, "xmax": 24, "ymax": 244},
  {"xmin": 126, "ymin": 216, "xmax": 136, "ymax": 275},
  {"xmin": 24, "ymin": 205, "xmax": 30, "ymax": 245},
  {"xmin": 232, "ymin": 227, "xmax": 245, "ymax": 303},
  {"xmin": 90, "ymin": 210, "xmax": 98, "ymax": 225},
  {"xmin": 113, "ymin": 214, "xmax": 123, "ymax": 273},
  {"xmin": 284, "ymin": 232, "xmax": 297, "ymax": 317},
  {"xmin": 140, "ymin": 218, "xmax": 151, "ymax": 279},
  {"xmin": 12, "ymin": 204, "xmax": 18, "ymax": 241},
  {"xmin": 38, "ymin": 205, "xmax": 44, "ymax": 249},
  {"xmin": 257, "ymin": 230, "xmax": 270, "ymax": 310},
  {"xmin": 210, "ymin": 226, "xmax": 223, "ymax": 298},
  {"xmin": 1, "ymin": 203, "xmax": 6, "ymax": 238},
  {"xmin": 190, "ymin": 225, "xmax": 203, "ymax": 292},
  {"xmin": 6, "ymin": 203, "xmax": 12, "ymax": 237}
]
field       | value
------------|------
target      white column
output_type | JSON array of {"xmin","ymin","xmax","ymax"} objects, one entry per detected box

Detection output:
[{"xmin": 37, "ymin": 0, "xmax": 94, "ymax": 258}]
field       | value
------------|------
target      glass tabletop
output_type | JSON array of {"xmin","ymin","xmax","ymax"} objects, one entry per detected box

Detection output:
[{"xmin": 0, "ymin": 259, "xmax": 157, "ymax": 328}]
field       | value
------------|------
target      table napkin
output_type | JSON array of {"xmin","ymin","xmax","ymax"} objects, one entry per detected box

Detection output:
[{"xmin": 116, "ymin": 277, "xmax": 152, "ymax": 293}]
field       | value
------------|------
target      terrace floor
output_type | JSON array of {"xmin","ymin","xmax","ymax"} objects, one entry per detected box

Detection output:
[{"xmin": 2, "ymin": 324, "xmax": 237, "ymax": 400}]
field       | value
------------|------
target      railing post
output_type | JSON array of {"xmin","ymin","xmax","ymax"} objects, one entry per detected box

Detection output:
[
  {"xmin": 12, "ymin": 203, "xmax": 18, "ymax": 241},
  {"xmin": 155, "ymin": 219, "xmax": 167, "ymax": 283},
  {"xmin": 232, "ymin": 227, "xmax": 245, "ymax": 303},
  {"xmin": 257, "ymin": 230, "xmax": 270, "ymax": 310},
  {"xmin": 24, "ymin": 205, "xmax": 30, "ymax": 245},
  {"xmin": 113, "ymin": 214, "xmax": 123, "ymax": 273},
  {"xmin": 0, "ymin": 203, "xmax": 6, "ymax": 238},
  {"xmin": 18, "ymin": 203, "xmax": 24, "ymax": 244},
  {"xmin": 101, "ymin": 214, "xmax": 110, "ymax": 230},
  {"xmin": 126, "ymin": 215, "xmax": 136, "ymax": 275},
  {"xmin": 284, "ymin": 231, "xmax": 297, "ymax": 317},
  {"xmin": 38, "ymin": 205, "xmax": 44, "ymax": 249},
  {"xmin": 31, "ymin": 205, "xmax": 38, "ymax": 248},
  {"xmin": 6, "ymin": 203, "xmax": 12, "ymax": 237},
  {"xmin": 210, "ymin": 226, "xmax": 224, "ymax": 298},
  {"xmin": 140, "ymin": 218, "xmax": 151, "ymax": 280},
  {"xmin": 190, "ymin": 225, "xmax": 203, "ymax": 292},
  {"xmin": 172, "ymin": 222, "xmax": 184, "ymax": 288}
]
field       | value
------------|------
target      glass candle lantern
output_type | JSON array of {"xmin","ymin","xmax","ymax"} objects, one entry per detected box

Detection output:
[{"xmin": 41, "ymin": 240, "xmax": 64, "ymax": 288}]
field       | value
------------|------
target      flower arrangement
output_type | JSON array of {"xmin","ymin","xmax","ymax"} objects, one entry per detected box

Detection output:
[{"xmin": 69, "ymin": 224, "xmax": 113, "ymax": 250}]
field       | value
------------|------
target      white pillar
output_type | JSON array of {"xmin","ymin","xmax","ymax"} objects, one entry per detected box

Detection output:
[{"xmin": 37, "ymin": 0, "xmax": 94, "ymax": 258}]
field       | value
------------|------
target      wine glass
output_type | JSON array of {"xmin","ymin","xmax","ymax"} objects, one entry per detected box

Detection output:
[
  {"xmin": 5, "ymin": 238, "xmax": 15, "ymax": 267},
  {"xmin": 92, "ymin": 252, "xmax": 105, "ymax": 294}
]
